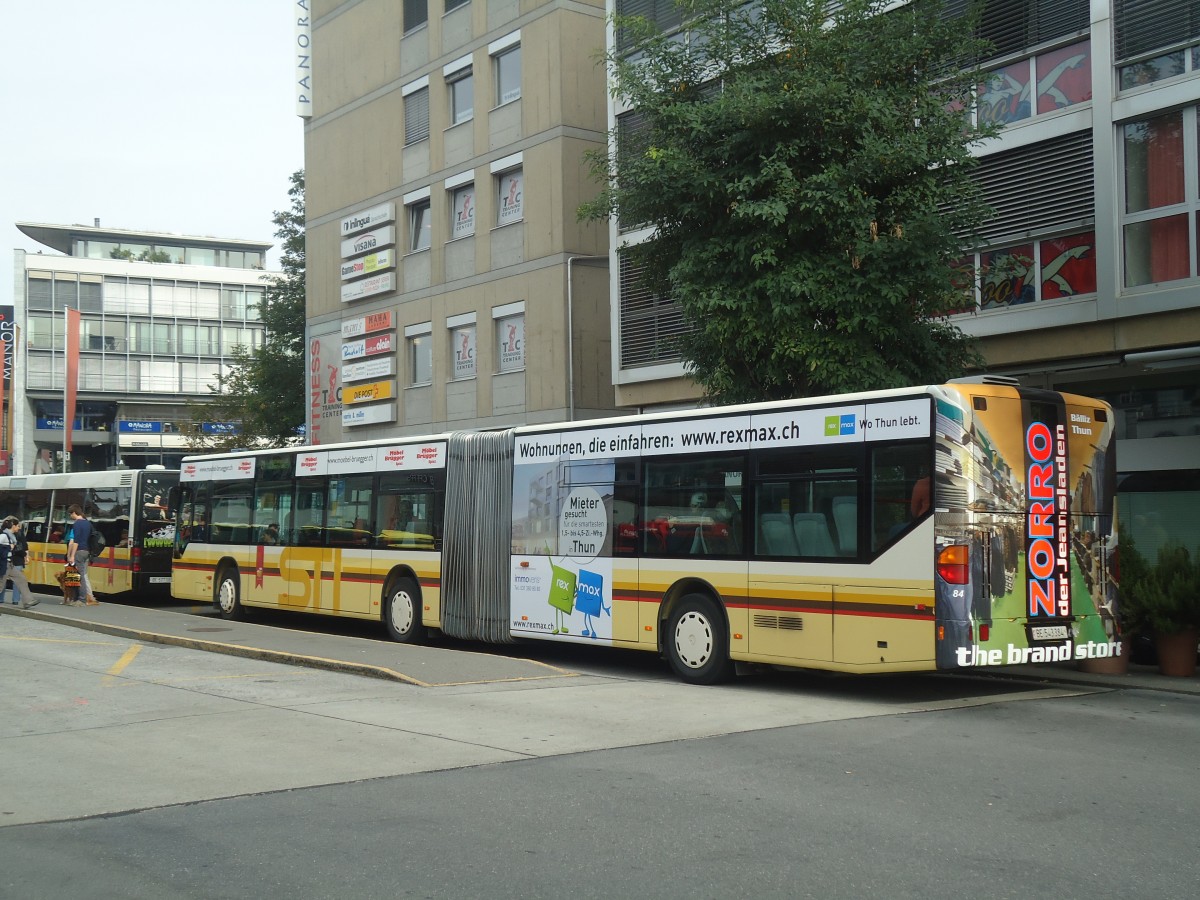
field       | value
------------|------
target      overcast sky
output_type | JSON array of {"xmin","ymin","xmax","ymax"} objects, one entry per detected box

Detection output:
[{"xmin": 0, "ymin": 0, "xmax": 304, "ymax": 299}]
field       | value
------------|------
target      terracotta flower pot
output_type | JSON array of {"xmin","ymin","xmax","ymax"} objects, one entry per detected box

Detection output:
[
  {"xmin": 1155, "ymin": 629, "xmax": 1199, "ymax": 678},
  {"xmin": 1077, "ymin": 635, "xmax": 1131, "ymax": 674}
]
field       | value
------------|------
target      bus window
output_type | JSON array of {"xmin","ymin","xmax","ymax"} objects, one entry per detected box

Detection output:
[
  {"xmin": 293, "ymin": 478, "xmax": 325, "ymax": 546},
  {"xmin": 90, "ymin": 486, "xmax": 130, "ymax": 549},
  {"xmin": 754, "ymin": 482, "xmax": 843, "ymax": 557},
  {"xmin": 328, "ymin": 474, "xmax": 374, "ymax": 547},
  {"xmin": 210, "ymin": 482, "xmax": 253, "ymax": 544},
  {"xmin": 20, "ymin": 489, "xmax": 52, "ymax": 542},
  {"xmin": 643, "ymin": 456, "xmax": 743, "ymax": 557},
  {"xmin": 753, "ymin": 447, "xmax": 860, "ymax": 559},
  {"xmin": 377, "ymin": 489, "xmax": 440, "ymax": 550},
  {"xmin": 254, "ymin": 455, "xmax": 294, "ymax": 546},
  {"xmin": 871, "ymin": 441, "xmax": 929, "ymax": 552},
  {"xmin": 51, "ymin": 488, "xmax": 87, "ymax": 545},
  {"xmin": 180, "ymin": 481, "xmax": 210, "ymax": 543}
]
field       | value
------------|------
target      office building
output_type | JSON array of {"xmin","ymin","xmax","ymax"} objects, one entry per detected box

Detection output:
[
  {"xmin": 9, "ymin": 222, "xmax": 273, "ymax": 472},
  {"xmin": 302, "ymin": 0, "xmax": 616, "ymax": 444},
  {"xmin": 603, "ymin": 0, "xmax": 1200, "ymax": 554}
]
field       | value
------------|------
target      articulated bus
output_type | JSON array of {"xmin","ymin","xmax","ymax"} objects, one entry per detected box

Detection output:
[
  {"xmin": 0, "ymin": 467, "xmax": 180, "ymax": 598},
  {"xmin": 171, "ymin": 381, "xmax": 1118, "ymax": 683}
]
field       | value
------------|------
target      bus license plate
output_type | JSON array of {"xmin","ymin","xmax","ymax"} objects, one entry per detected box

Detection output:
[
  {"xmin": 1030, "ymin": 625, "xmax": 1068, "ymax": 641},
  {"xmin": 150, "ymin": 576, "xmax": 172, "ymax": 584}
]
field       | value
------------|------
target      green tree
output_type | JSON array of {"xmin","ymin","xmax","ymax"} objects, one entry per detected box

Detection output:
[
  {"xmin": 582, "ymin": 0, "xmax": 996, "ymax": 403},
  {"xmin": 189, "ymin": 170, "xmax": 306, "ymax": 451}
]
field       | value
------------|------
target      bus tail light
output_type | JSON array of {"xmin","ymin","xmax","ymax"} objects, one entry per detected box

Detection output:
[
  {"xmin": 131, "ymin": 546, "xmax": 141, "ymax": 574},
  {"xmin": 937, "ymin": 545, "xmax": 969, "ymax": 584},
  {"xmin": 979, "ymin": 623, "xmax": 990, "ymax": 642}
]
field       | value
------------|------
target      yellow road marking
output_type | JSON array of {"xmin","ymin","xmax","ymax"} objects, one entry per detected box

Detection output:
[
  {"xmin": 0, "ymin": 634, "xmax": 121, "ymax": 646},
  {"xmin": 102, "ymin": 643, "xmax": 143, "ymax": 686}
]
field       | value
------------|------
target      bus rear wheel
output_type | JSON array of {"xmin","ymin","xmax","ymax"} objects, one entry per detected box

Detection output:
[
  {"xmin": 384, "ymin": 576, "xmax": 425, "ymax": 643},
  {"xmin": 215, "ymin": 568, "xmax": 245, "ymax": 621},
  {"xmin": 666, "ymin": 593, "xmax": 733, "ymax": 685}
]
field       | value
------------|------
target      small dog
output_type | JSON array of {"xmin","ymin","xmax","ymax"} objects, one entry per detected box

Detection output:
[{"xmin": 55, "ymin": 568, "xmax": 80, "ymax": 605}]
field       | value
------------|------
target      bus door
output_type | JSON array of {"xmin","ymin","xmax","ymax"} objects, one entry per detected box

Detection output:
[
  {"xmin": 137, "ymin": 470, "xmax": 179, "ymax": 588},
  {"xmin": 320, "ymin": 473, "xmax": 375, "ymax": 614},
  {"xmin": 281, "ymin": 477, "xmax": 327, "ymax": 611}
]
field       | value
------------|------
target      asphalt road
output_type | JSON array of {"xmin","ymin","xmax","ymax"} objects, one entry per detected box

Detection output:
[{"xmin": 2, "ymin": 607, "xmax": 1197, "ymax": 899}]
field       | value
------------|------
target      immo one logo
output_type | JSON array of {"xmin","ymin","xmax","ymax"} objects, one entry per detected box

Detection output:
[{"xmin": 824, "ymin": 414, "xmax": 856, "ymax": 437}]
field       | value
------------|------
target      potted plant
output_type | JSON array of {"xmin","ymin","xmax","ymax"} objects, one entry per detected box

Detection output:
[{"xmin": 1120, "ymin": 538, "xmax": 1200, "ymax": 678}]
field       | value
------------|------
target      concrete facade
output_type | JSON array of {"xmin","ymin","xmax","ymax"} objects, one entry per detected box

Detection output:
[{"xmin": 303, "ymin": 0, "xmax": 617, "ymax": 443}]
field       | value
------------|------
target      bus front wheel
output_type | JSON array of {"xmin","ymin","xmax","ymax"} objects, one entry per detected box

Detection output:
[
  {"xmin": 665, "ymin": 594, "xmax": 733, "ymax": 685},
  {"xmin": 215, "ymin": 568, "xmax": 246, "ymax": 621},
  {"xmin": 384, "ymin": 576, "xmax": 426, "ymax": 644}
]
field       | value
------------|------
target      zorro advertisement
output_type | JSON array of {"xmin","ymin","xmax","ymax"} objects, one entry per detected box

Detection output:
[{"xmin": 935, "ymin": 386, "xmax": 1118, "ymax": 670}]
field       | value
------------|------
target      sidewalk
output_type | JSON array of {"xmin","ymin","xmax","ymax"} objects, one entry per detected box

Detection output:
[
  {"xmin": 0, "ymin": 598, "xmax": 577, "ymax": 687},
  {"xmin": 2, "ymin": 599, "xmax": 1197, "ymax": 694}
]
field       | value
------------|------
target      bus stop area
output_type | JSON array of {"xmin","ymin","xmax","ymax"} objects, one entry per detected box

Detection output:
[
  {"xmin": 3, "ymin": 598, "xmax": 1197, "ymax": 695},
  {"xmin": 0, "ymin": 598, "xmax": 579, "ymax": 688}
]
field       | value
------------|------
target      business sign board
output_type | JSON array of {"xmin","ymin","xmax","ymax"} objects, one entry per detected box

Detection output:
[
  {"xmin": 340, "ymin": 249, "xmax": 395, "ymax": 281},
  {"xmin": 119, "ymin": 420, "xmax": 164, "ymax": 434},
  {"xmin": 342, "ymin": 402, "xmax": 396, "ymax": 427},
  {"xmin": 341, "ymin": 310, "xmax": 394, "ymax": 339},
  {"xmin": 340, "ymin": 226, "xmax": 396, "ymax": 259},
  {"xmin": 344, "ymin": 380, "xmax": 396, "ymax": 405},
  {"xmin": 341, "ymin": 202, "xmax": 395, "ymax": 237},
  {"xmin": 342, "ymin": 357, "xmax": 396, "ymax": 383},
  {"xmin": 341, "ymin": 272, "xmax": 395, "ymax": 303}
]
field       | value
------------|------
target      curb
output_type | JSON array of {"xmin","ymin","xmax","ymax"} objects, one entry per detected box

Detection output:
[
  {"xmin": 5, "ymin": 604, "xmax": 1195, "ymax": 695},
  {"xmin": 1, "ymin": 605, "xmax": 427, "ymax": 686}
]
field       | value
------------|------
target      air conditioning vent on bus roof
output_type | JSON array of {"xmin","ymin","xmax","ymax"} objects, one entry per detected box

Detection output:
[{"xmin": 948, "ymin": 375, "xmax": 1021, "ymax": 386}]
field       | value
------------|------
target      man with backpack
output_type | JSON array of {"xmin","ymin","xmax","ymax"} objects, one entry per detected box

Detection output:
[
  {"xmin": 66, "ymin": 505, "xmax": 99, "ymax": 606},
  {"xmin": 0, "ymin": 516, "xmax": 39, "ymax": 609}
]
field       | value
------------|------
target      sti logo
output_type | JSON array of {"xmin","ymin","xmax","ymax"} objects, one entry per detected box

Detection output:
[{"xmin": 824, "ymin": 414, "xmax": 856, "ymax": 437}]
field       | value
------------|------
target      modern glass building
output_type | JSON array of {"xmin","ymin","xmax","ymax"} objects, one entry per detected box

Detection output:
[{"xmin": 9, "ymin": 222, "xmax": 274, "ymax": 473}]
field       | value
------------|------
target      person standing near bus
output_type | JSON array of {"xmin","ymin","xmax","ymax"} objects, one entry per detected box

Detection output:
[
  {"xmin": 66, "ymin": 505, "xmax": 99, "ymax": 606},
  {"xmin": 0, "ymin": 517, "xmax": 39, "ymax": 609}
]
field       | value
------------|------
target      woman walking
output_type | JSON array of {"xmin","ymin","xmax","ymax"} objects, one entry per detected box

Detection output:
[{"xmin": 0, "ymin": 516, "xmax": 39, "ymax": 609}]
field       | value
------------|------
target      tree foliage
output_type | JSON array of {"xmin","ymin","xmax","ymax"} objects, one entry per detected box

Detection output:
[
  {"xmin": 582, "ymin": 0, "xmax": 997, "ymax": 403},
  {"xmin": 188, "ymin": 170, "xmax": 306, "ymax": 452}
]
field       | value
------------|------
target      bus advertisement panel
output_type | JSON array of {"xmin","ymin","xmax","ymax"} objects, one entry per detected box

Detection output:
[
  {"xmin": 508, "ymin": 398, "xmax": 932, "ymax": 647},
  {"xmin": 934, "ymin": 385, "xmax": 1118, "ymax": 671}
]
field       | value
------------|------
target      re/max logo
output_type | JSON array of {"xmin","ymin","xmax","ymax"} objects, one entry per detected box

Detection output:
[{"xmin": 824, "ymin": 414, "xmax": 856, "ymax": 437}]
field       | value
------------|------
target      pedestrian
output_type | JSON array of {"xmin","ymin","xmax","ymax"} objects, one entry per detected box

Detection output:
[
  {"xmin": 0, "ymin": 516, "xmax": 39, "ymax": 609},
  {"xmin": 66, "ymin": 505, "xmax": 99, "ymax": 606}
]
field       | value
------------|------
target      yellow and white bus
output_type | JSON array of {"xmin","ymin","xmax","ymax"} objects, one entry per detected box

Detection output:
[
  {"xmin": 0, "ymin": 467, "xmax": 179, "ymax": 598},
  {"xmin": 171, "ymin": 381, "xmax": 1119, "ymax": 683}
]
